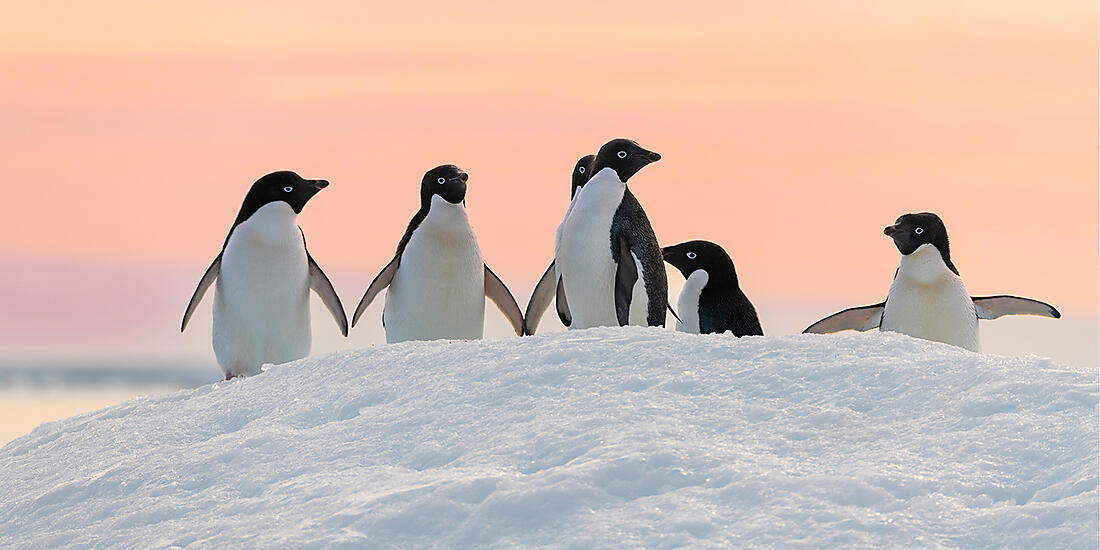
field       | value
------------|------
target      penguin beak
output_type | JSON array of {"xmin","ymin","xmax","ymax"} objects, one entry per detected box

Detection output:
[
  {"xmin": 646, "ymin": 151, "xmax": 662, "ymax": 162},
  {"xmin": 309, "ymin": 179, "xmax": 329, "ymax": 191},
  {"xmin": 884, "ymin": 225, "xmax": 901, "ymax": 237}
]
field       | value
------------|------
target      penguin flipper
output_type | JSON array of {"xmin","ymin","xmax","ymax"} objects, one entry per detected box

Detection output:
[
  {"xmin": 181, "ymin": 253, "xmax": 221, "ymax": 332},
  {"xmin": 972, "ymin": 295, "xmax": 1061, "ymax": 320},
  {"xmin": 614, "ymin": 235, "xmax": 638, "ymax": 326},
  {"xmin": 556, "ymin": 276, "xmax": 572, "ymax": 327},
  {"xmin": 803, "ymin": 302, "xmax": 885, "ymax": 334},
  {"xmin": 308, "ymin": 254, "xmax": 349, "ymax": 337},
  {"xmin": 353, "ymin": 256, "xmax": 399, "ymax": 327},
  {"xmin": 523, "ymin": 261, "xmax": 557, "ymax": 335},
  {"xmin": 484, "ymin": 264, "xmax": 524, "ymax": 336},
  {"xmin": 667, "ymin": 304, "xmax": 682, "ymax": 323}
]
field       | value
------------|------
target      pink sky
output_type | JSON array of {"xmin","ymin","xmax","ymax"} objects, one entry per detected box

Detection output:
[{"xmin": 1, "ymin": 2, "xmax": 1096, "ymax": 367}]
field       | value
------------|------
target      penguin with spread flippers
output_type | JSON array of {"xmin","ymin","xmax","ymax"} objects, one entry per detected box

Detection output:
[
  {"xmin": 554, "ymin": 138, "xmax": 667, "ymax": 329},
  {"xmin": 351, "ymin": 165, "xmax": 524, "ymax": 343},
  {"xmin": 523, "ymin": 154, "xmax": 594, "ymax": 335},
  {"xmin": 803, "ymin": 212, "xmax": 1059, "ymax": 351},
  {"xmin": 181, "ymin": 171, "xmax": 347, "ymax": 379},
  {"xmin": 663, "ymin": 240, "xmax": 763, "ymax": 336}
]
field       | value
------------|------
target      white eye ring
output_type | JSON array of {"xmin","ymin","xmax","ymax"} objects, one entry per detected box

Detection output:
[
  {"xmin": 914, "ymin": 227, "xmax": 924, "ymax": 234},
  {"xmin": 617, "ymin": 151, "xmax": 627, "ymax": 159},
  {"xmin": 578, "ymin": 166, "xmax": 585, "ymax": 174},
  {"xmin": 437, "ymin": 177, "xmax": 446, "ymax": 184},
  {"xmin": 283, "ymin": 186, "xmax": 293, "ymax": 192},
  {"xmin": 686, "ymin": 252, "xmax": 697, "ymax": 259}
]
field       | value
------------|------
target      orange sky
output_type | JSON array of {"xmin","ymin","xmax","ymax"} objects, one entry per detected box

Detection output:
[{"xmin": 1, "ymin": 1, "xmax": 1096, "ymax": 366}]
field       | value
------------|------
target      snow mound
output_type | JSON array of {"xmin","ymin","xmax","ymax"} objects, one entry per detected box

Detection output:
[{"xmin": 1, "ymin": 329, "xmax": 1096, "ymax": 548}]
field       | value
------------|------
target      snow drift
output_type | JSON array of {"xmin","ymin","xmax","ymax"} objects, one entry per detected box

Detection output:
[{"xmin": 1, "ymin": 328, "xmax": 1096, "ymax": 548}]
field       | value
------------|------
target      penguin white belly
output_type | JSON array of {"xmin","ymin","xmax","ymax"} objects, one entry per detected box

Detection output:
[
  {"xmin": 213, "ymin": 202, "xmax": 311, "ymax": 377},
  {"xmin": 555, "ymin": 170, "xmax": 624, "ymax": 329},
  {"xmin": 675, "ymin": 269, "xmax": 709, "ymax": 334},
  {"xmin": 384, "ymin": 198, "xmax": 485, "ymax": 343},
  {"xmin": 627, "ymin": 254, "xmax": 649, "ymax": 325},
  {"xmin": 880, "ymin": 244, "xmax": 979, "ymax": 351}
]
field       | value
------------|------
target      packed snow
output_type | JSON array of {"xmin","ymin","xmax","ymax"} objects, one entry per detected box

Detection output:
[{"xmin": 1, "ymin": 328, "xmax": 1095, "ymax": 548}]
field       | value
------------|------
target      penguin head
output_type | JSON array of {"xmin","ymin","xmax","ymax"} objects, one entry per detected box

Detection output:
[
  {"xmin": 884, "ymin": 212, "xmax": 958, "ymax": 274},
  {"xmin": 237, "ymin": 171, "xmax": 328, "ymax": 221},
  {"xmin": 592, "ymin": 138, "xmax": 661, "ymax": 182},
  {"xmin": 662, "ymin": 240, "xmax": 738, "ymax": 285},
  {"xmin": 571, "ymin": 154, "xmax": 595, "ymax": 199},
  {"xmin": 421, "ymin": 164, "xmax": 468, "ymax": 206}
]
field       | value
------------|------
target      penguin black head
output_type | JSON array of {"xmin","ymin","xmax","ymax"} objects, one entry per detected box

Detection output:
[
  {"xmin": 571, "ymin": 154, "xmax": 596, "ymax": 199},
  {"xmin": 884, "ymin": 212, "xmax": 958, "ymax": 274},
  {"xmin": 592, "ymin": 138, "xmax": 661, "ymax": 182},
  {"xmin": 421, "ymin": 164, "xmax": 468, "ymax": 206},
  {"xmin": 662, "ymin": 240, "xmax": 739, "ymax": 286},
  {"xmin": 236, "ymin": 171, "xmax": 328, "ymax": 223}
]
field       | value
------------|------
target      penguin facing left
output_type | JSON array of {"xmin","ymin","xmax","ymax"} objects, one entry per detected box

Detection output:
[
  {"xmin": 554, "ymin": 138, "xmax": 667, "ymax": 329},
  {"xmin": 181, "ymin": 171, "xmax": 348, "ymax": 379},
  {"xmin": 663, "ymin": 240, "xmax": 763, "ymax": 336},
  {"xmin": 803, "ymin": 212, "xmax": 1060, "ymax": 351},
  {"xmin": 351, "ymin": 164, "xmax": 524, "ymax": 343},
  {"xmin": 523, "ymin": 154, "xmax": 594, "ymax": 335}
]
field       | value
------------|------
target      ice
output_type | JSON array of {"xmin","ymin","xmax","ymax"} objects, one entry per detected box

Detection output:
[{"xmin": 0, "ymin": 328, "xmax": 1095, "ymax": 548}]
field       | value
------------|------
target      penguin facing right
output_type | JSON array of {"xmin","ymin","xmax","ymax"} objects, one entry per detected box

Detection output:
[
  {"xmin": 554, "ymin": 138, "xmax": 667, "ymax": 329},
  {"xmin": 803, "ymin": 212, "xmax": 1060, "ymax": 351},
  {"xmin": 181, "ymin": 171, "xmax": 348, "ymax": 379},
  {"xmin": 523, "ymin": 154, "xmax": 595, "ymax": 335},
  {"xmin": 663, "ymin": 240, "xmax": 763, "ymax": 336}
]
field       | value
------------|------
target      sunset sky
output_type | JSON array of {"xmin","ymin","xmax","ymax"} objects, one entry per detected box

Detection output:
[{"xmin": 1, "ymin": 1, "xmax": 1096, "ymax": 368}]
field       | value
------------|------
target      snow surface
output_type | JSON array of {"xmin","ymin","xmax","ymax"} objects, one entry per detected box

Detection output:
[{"xmin": 1, "ymin": 328, "xmax": 1096, "ymax": 548}]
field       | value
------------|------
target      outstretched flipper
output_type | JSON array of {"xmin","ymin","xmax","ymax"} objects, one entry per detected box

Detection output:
[
  {"xmin": 523, "ymin": 261, "xmax": 557, "ymax": 335},
  {"xmin": 972, "ymin": 295, "xmax": 1061, "ymax": 320},
  {"xmin": 485, "ymin": 265, "xmax": 524, "ymax": 336},
  {"xmin": 803, "ymin": 302, "xmax": 886, "ymax": 334},
  {"xmin": 181, "ymin": 253, "xmax": 221, "ymax": 332},
  {"xmin": 614, "ymin": 235, "xmax": 638, "ymax": 326},
  {"xmin": 308, "ymin": 253, "xmax": 348, "ymax": 336},
  {"xmin": 556, "ymin": 276, "xmax": 572, "ymax": 327},
  {"xmin": 352, "ymin": 256, "xmax": 399, "ymax": 327}
]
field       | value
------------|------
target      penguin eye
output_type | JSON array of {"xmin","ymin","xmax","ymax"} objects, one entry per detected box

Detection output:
[
  {"xmin": 437, "ymin": 177, "xmax": 446, "ymax": 185},
  {"xmin": 914, "ymin": 227, "xmax": 924, "ymax": 235},
  {"xmin": 686, "ymin": 252, "xmax": 697, "ymax": 259},
  {"xmin": 617, "ymin": 151, "xmax": 627, "ymax": 159},
  {"xmin": 578, "ymin": 166, "xmax": 585, "ymax": 174},
  {"xmin": 283, "ymin": 186, "xmax": 293, "ymax": 193}
]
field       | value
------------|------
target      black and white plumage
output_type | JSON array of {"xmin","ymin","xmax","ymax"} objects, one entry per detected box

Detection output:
[
  {"xmin": 803, "ymin": 212, "xmax": 1060, "ymax": 351},
  {"xmin": 523, "ymin": 155, "xmax": 594, "ymax": 335},
  {"xmin": 181, "ymin": 171, "xmax": 347, "ymax": 379},
  {"xmin": 663, "ymin": 240, "xmax": 763, "ymax": 336},
  {"xmin": 351, "ymin": 165, "xmax": 523, "ymax": 343},
  {"xmin": 554, "ymin": 138, "xmax": 667, "ymax": 329}
]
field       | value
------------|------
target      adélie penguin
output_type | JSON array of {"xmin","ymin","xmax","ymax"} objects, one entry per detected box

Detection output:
[
  {"xmin": 351, "ymin": 164, "xmax": 524, "ymax": 343},
  {"xmin": 181, "ymin": 171, "xmax": 348, "ymax": 379},
  {"xmin": 663, "ymin": 240, "xmax": 763, "ymax": 336},
  {"xmin": 523, "ymin": 154, "xmax": 594, "ymax": 335},
  {"xmin": 803, "ymin": 212, "xmax": 1060, "ymax": 351},
  {"xmin": 554, "ymin": 138, "xmax": 668, "ymax": 329}
]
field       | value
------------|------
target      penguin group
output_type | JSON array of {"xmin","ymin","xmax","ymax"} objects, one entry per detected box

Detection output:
[{"xmin": 182, "ymin": 138, "xmax": 1060, "ymax": 379}]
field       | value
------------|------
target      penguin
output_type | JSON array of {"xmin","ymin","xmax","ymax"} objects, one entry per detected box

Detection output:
[
  {"xmin": 803, "ymin": 212, "xmax": 1060, "ymax": 351},
  {"xmin": 522, "ymin": 154, "xmax": 595, "ymax": 335},
  {"xmin": 351, "ymin": 164, "xmax": 523, "ymax": 343},
  {"xmin": 181, "ymin": 171, "xmax": 348, "ymax": 379},
  {"xmin": 554, "ymin": 138, "xmax": 667, "ymax": 329},
  {"xmin": 662, "ymin": 240, "xmax": 763, "ymax": 336}
]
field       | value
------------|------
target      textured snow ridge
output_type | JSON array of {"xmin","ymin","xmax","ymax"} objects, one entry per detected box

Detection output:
[{"xmin": 1, "ymin": 329, "xmax": 1096, "ymax": 549}]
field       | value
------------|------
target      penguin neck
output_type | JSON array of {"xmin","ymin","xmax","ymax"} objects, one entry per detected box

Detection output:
[
  {"xmin": 897, "ymin": 243, "xmax": 957, "ymax": 285},
  {"xmin": 422, "ymin": 194, "xmax": 472, "ymax": 233},
  {"xmin": 588, "ymin": 167, "xmax": 627, "ymax": 190},
  {"xmin": 233, "ymin": 201, "xmax": 300, "ymax": 247}
]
